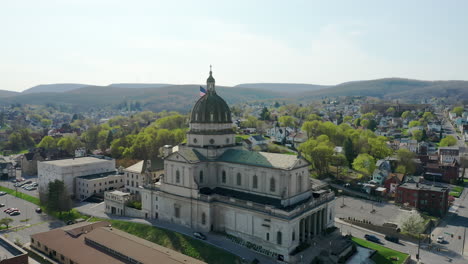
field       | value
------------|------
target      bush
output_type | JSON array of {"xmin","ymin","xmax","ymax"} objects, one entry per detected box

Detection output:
[{"xmin": 126, "ymin": 200, "xmax": 142, "ymax": 210}]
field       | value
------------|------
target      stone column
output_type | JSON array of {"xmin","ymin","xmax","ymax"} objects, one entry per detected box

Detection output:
[
  {"xmin": 299, "ymin": 219, "xmax": 305, "ymax": 242},
  {"xmin": 304, "ymin": 216, "xmax": 309, "ymax": 241},
  {"xmin": 313, "ymin": 212, "xmax": 317, "ymax": 237},
  {"xmin": 307, "ymin": 215, "xmax": 312, "ymax": 241},
  {"xmin": 322, "ymin": 208, "xmax": 327, "ymax": 229},
  {"xmin": 317, "ymin": 209, "xmax": 322, "ymax": 235}
]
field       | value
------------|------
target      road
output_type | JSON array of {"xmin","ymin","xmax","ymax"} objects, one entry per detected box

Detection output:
[{"xmin": 337, "ymin": 218, "xmax": 462, "ymax": 264}]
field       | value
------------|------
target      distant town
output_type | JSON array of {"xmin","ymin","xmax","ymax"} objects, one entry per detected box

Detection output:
[{"xmin": 0, "ymin": 68, "xmax": 466, "ymax": 264}]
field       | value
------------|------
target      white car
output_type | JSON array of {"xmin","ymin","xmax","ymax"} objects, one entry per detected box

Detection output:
[{"xmin": 437, "ymin": 236, "xmax": 444, "ymax": 243}]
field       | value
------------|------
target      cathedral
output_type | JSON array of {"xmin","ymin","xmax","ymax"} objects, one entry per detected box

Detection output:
[{"xmin": 140, "ymin": 69, "xmax": 335, "ymax": 261}]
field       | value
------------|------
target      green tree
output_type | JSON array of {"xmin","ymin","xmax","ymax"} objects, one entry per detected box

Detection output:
[
  {"xmin": 46, "ymin": 180, "xmax": 72, "ymax": 213},
  {"xmin": 354, "ymin": 118, "xmax": 361, "ymax": 127},
  {"xmin": 306, "ymin": 113, "xmax": 321, "ymax": 121},
  {"xmin": 412, "ymin": 130, "xmax": 423, "ymax": 142},
  {"xmin": 396, "ymin": 149, "xmax": 416, "ymax": 175},
  {"xmin": 439, "ymin": 136, "xmax": 457, "ymax": 147},
  {"xmin": 386, "ymin": 107, "xmax": 396, "ymax": 116},
  {"xmin": 0, "ymin": 218, "xmax": 13, "ymax": 228},
  {"xmin": 302, "ymin": 121, "xmax": 320, "ymax": 139},
  {"xmin": 278, "ymin": 115, "xmax": 296, "ymax": 128},
  {"xmin": 37, "ymin": 136, "xmax": 58, "ymax": 150},
  {"xmin": 57, "ymin": 135, "xmax": 83, "ymax": 155},
  {"xmin": 401, "ymin": 111, "xmax": 412, "ymax": 119},
  {"xmin": 352, "ymin": 154, "xmax": 376, "ymax": 177},
  {"xmin": 368, "ymin": 137, "xmax": 393, "ymax": 159},
  {"xmin": 400, "ymin": 213, "xmax": 425, "ymax": 235},
  {"xmin": 155, "ymin": 114, "xmax": 187, "ymax": 129},
  {"xmin": 409, "ymin": 121, "xmax": 422, "ymax": 128},
  {"xmin": 240, "ymin": 116, "xmax": 258, "ymax": 128},
  {"xmin": 422, "ymin": 112, "xmax": 435, "ymax": 121},
  {"xmin": 259, "ymin": 107, "xmax": 270, "ymax": 121},
  {"xmin": 40, "ymin": 118, "xmax": 52, "ymax": 128},
  {"xmin": 453, "ymin": 106, "xmax": 464, "ymax": 116},
  {"xmin": 344, "ymin": 137, "xmax": 356, "ymax": 166},
  {"xmin": 343, "ymin": 116, "xmax": 353, "ymax": 123}
]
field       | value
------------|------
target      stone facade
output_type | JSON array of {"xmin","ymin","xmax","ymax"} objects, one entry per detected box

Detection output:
[
  {"xmin": 76, "ymin": 172, "xmax": 124, "ymax": 201},
  {"xmin": 38, "ymin": 157, "xmax": 116, "ymax": 199},
  {"xmin": 136, "ymin": 70, "xmax": 335, "ymax": 262}
]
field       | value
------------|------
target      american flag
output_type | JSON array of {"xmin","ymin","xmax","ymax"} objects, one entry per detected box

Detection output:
[{"xmin": 199, "ymin": 86, "xmax": 207, "ymax": 96}]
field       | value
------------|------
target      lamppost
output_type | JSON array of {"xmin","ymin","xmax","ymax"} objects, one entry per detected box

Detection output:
[{"xmin": 338, "ymin": 190, "xmax": 345, "ymax": 208}]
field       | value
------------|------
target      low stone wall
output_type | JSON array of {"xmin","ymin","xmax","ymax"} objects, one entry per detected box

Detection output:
[
  {"xmin": 124, "ymin": 206, "xmax": 145, "ymax": 218},
  {"xmin": 341, "ymin": 218, "xmax": 429, "ymax": 244}
]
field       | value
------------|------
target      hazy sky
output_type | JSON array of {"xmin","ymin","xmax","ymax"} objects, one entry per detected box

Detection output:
[{"xmin": 1, "ymin": 0, "xmax": 467, "ymax": 92}]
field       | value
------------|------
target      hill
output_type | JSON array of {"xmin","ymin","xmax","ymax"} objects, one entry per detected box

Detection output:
[
  {"xmin": 0, "ymin": 90, "xmax": 20, "ymax": 98},
  {"xmin": 108, "ymin": 83, "xmax": 172, "ymax": 89},
  {"xmin": 1, "ymin": 85, "xmax": 282, "ymax": 112},
  {"xmin": 295, "ymin": 78, "xmax": 468, "ymax": 101},
  {"xmin": 22, "ymin": 83, "xmax": 90, "ymax": 94},
  {"xmin": 235, "ymin": 83, "xmax": 330, "ymax": 93}
]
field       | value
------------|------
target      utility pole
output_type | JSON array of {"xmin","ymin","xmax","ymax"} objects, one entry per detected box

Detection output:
[
  {"xmin": 417, "ymin": 233, "xmax": 421, "ymax": 261},
  {"xmin": 462, "ymin": 228, "xmax": 466, "ymax": 256}
]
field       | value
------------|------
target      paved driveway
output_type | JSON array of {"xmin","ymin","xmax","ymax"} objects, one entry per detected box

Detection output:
[
  {"xmin": 335, "ymin": 196, "xmax": 416, "ymax": 226},
  {"xmin": 0, "ymin": 193, "xmax": 64, "ymax": 244}
]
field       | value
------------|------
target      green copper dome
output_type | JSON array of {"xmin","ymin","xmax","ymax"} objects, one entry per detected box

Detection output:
[
  {"xmin": 190, "ymin": 92, "xmax": 232, "ymax": 123},
  {"xmin": 190, "ymin": 68, "xmax": 232, "ymax": 124}
]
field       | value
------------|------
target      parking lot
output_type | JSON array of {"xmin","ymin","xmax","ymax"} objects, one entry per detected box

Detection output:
[
  {"xmin": 0, "ymin": 193, "xmax": 64, "ymax": 244},
  {"xmin": 0, "ymin": 176, "xmax": 39, "ymax": 198},
  {"xmin": 335, "ymin": 196, "xmax": 416, "ymax": 226}
]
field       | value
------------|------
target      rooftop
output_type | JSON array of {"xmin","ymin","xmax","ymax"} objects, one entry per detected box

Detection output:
[
  {"xmin": 217, "ymin": 149, "xmax": 303, "ymax": 170},
  {"xmin": 399, "ymin": 182, "xmax": 447, "ymax": 192},
  {"xmin": 31, "ymin": 221, "xmax": 206, "ymax": 264},
  {"xmin": 77, "ymin": 171, "xmax": 119, "ymax": 180},
  {"xmin": 40, "ymin": 156, "xmax": 114, "ymax": 167},
  {"xmin": 0, "ymin": 236, "xmax": 26, "ymax": 259}
]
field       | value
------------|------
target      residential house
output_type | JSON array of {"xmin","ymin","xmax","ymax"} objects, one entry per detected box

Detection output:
[
  {"xmin": 395, "ymin": 182, "xmax": 448, "ymax": 216},
  {"xmin": 384, "ymin": 173, "xmax": 405, "ymax": 197},
  {"xmin": 21, "ymin": 150, "xmax": 46, "ymax": 177}
]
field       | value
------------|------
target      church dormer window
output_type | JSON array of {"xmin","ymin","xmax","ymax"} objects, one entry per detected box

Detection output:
[
  {"xmin": 222, "ymin": 170, "xmax": 226, "ymax": 183},
  {"xmin": 253, "ymin": 175, "xmax": 258, "ymax": 189},
  {"xmin": 237, "ymin": 173, "xmax": 242, "ymax": 186},
  {"xmin": 270, "ymin": 178, "xmax": 276, "ymax": 192},
  {"xmin": 199, "ymin": 171, "xmax": 204, "ymax": 184},
  {"xmin": 176, "ymin": 170, "xmax": 180, "ymax": 183},
  {"xmin": 210, "ymin": 113, "xmax": 214, "ymax": 121}
]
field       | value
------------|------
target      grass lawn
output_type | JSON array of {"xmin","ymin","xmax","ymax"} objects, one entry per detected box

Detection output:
[
  {"xmin": 91, "ymin": 218, "xmax": 241, "ymax": 264},
  {"xmin": 352, "ymin": 237, "xmax": 409, "ymax": 264},
  {"xmin": 450, "ymin": 186, "xmax": 464, "ymax": 198},
  {"xmin": 0, "ymin": 186, "xmax": 40, "ymax": 205}
]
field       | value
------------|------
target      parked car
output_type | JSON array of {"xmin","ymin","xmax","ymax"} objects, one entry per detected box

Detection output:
[
  {"xmin": 364, "ymin": 234, "xmax": 380, "ymax": 243},
  {"xmin": 0, "ymin": 204, "xmax": 4, "ymax": 208},
  {"xmin": 193, "ymin": 232, "xmax": 206, "ymax": 240},
  {"xmin": 384, "ymin": 235, "xmax": 399, "ymax": 243},
  {"xmin": 24, "ymin": 180, "xmax": 32, "ymax": 184},
  {"xmin": 437, "ymin": 236, "xmax": 444, "ymax": 243},
  {"xmin": 0, "ymin": 192, "xmax": 6, "ymax": 196},
  {"xmin": 35, "ymin": 208, "xmax": 42, "ymax": 213},
  {"xmin": 31, "ymin": 182, "xmax": 38, "ymax": 187},
  {"xmin": 4, "ymin": 208, "xmax": 17, "ymax": 214},
  {"xmin": 9, "ymin": 211, "xmax": 20, "ymax": 216}
]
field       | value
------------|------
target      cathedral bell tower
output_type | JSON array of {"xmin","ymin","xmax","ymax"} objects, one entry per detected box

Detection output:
[{"xmin": 207, "ymin": 65, "xmax": 215, "ymax": 93}]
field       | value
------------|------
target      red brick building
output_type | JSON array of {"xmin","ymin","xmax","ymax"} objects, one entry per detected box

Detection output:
[{"xmin": 395, "ymin": 182, "xmax": 449, "ymax": 217}]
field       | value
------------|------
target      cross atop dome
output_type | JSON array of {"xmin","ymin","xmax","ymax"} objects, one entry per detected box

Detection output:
[{"xmin": 207, "ymin": 65, "xmax": 215, "ymax": 92}]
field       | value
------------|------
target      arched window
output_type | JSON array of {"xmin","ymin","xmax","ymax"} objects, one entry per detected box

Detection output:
[
  {"xmin": 292, "ymin": 231, "xmax": 295, "ymax": 241},
  {"xmin": 270, "ymin": 178, "xmax": 276, "ymax": 192},
  {"xmin": 176, "ymin": 170, "xmax": 180, "ymax": 183},
  {"xmin": 277, "ymin": 231, "xmax": 282, "ymax": 245},
  {"xmin": 199, "ymin": 171, "xmax": 204, "ymax": 184},
  {"xmin": 298, "ymin": 175, "xmax": 302, "ymax": 192},
  {"xmin": 222, "ymin": 170, "xmax": 226, "ymax": 183},
  {"xmin": 201, "ymin": 212, "xmax": 206, "ymax": 225},
  {"xmin": 252, "ymin": 175, "xmax": 258, "ymax": 189},
  {"xmin": 266, "ymin": 233, "xmax": 269, "ymax": 241},
  {"xmin": 237, "ymin": 173, "xmax": 242, "ymax": 186}
]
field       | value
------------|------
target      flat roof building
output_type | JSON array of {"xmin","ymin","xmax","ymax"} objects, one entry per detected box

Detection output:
[
  {"xmin": 38, "ymin": 156, "xmax": 116, "ymax": 199},
  {"xmin": 0, "ymin": 235, "xmax": 28, "ymax": 264},
  {"xmin": 30, "ymin": 221, "xmax": 206, "ymax": 264}
]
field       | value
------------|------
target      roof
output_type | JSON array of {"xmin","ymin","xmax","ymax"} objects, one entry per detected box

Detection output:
[
  {"xmin": 77, "ymin": 171, "xmax": 119, "ymax": 180},
  {"xmin": 190, "ymin": 70, "xmax": 231, "ymax": 124},
  {"xmin": 398, "ymin": 182, "xmax": 447, "ymax": 192},
  {"xmin": 0, "ymin": 236, "xmax": 26, "ymax": 259},
  {"xmin": 40, "ymin": 157, "xmax": 113, "ymax": 167},
  {"xmin": 31, "ymin": 221, "xmax": 206, "ymax": 264},
  {"xmin": 125, "ymin": 159, "xmax": 164, "ymax": 173},
  {"xmin": 107, "ymin": 190, "xmax": 130, "ymax": 196},
  {"xmin": 174, "ymin": 148, "xmax": 207, "ymax": 163},
  {"xmin": 217, "ymin": 149, "xmax": 302, "ymax": 170},
  {"xmin": 251, "ymin": 135, "xmax": 265, "ymax": 141}
]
